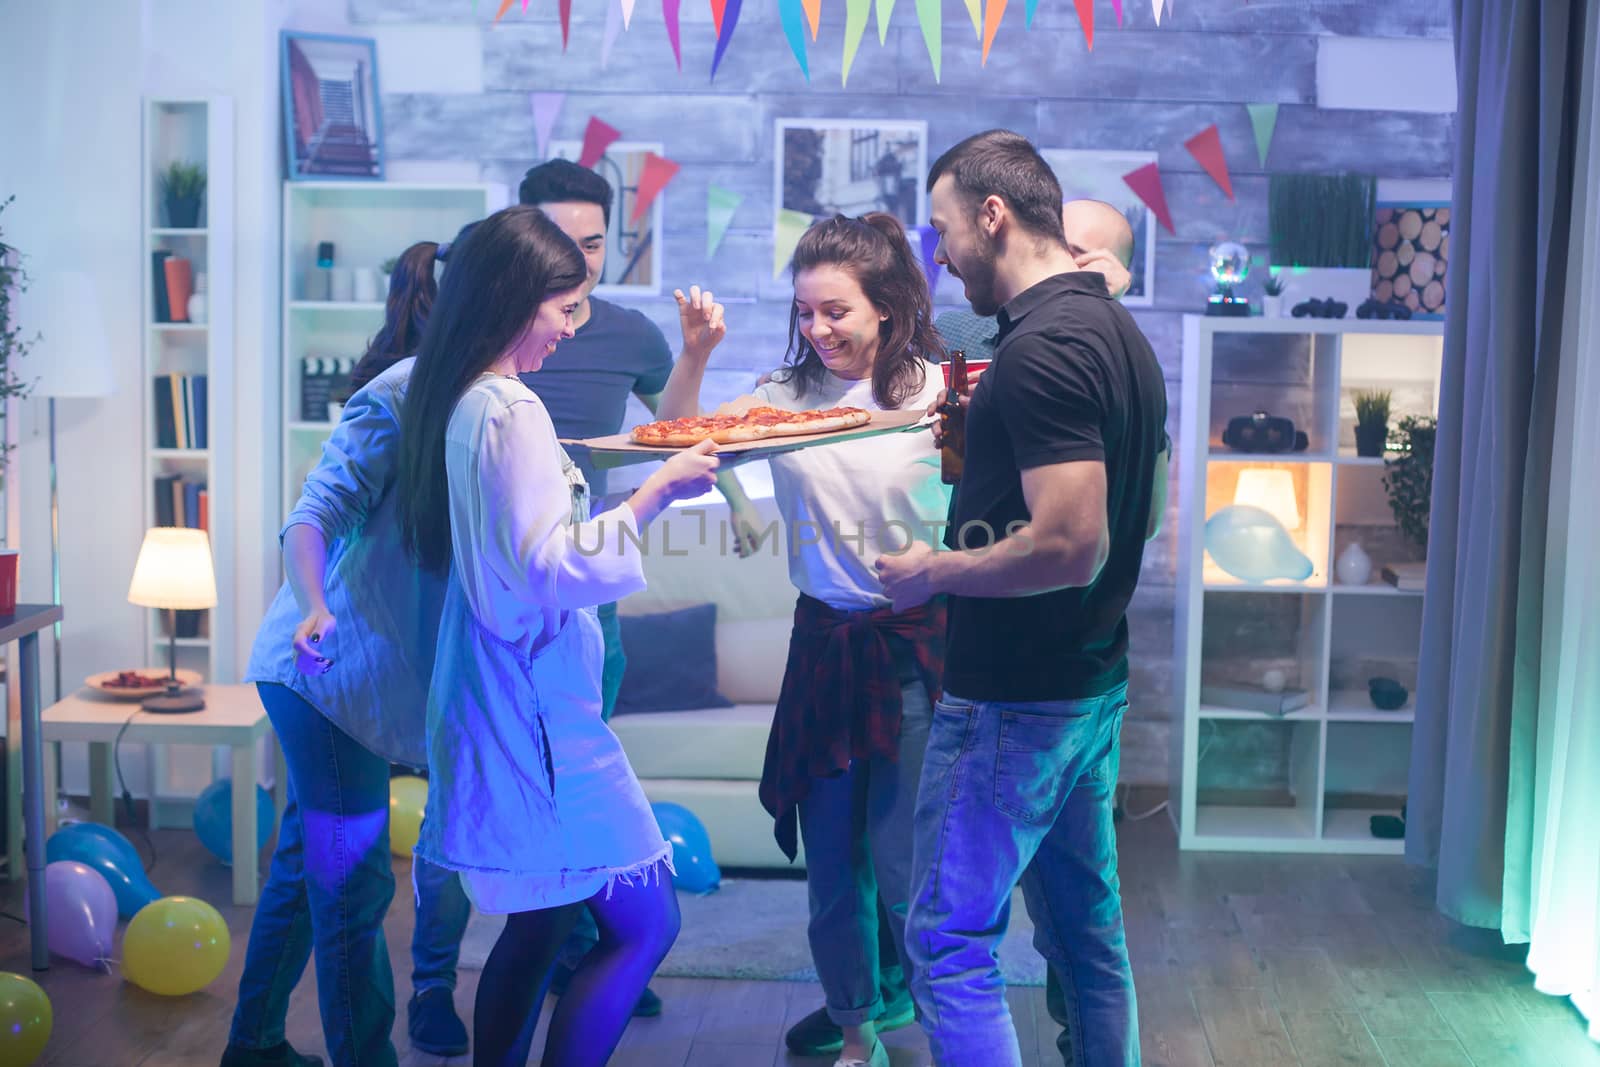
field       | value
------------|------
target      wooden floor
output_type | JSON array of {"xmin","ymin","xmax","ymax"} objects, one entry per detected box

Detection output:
[{"xmin": 2, "ymin": 800, "xmax": 1596, "ymax": 1067}]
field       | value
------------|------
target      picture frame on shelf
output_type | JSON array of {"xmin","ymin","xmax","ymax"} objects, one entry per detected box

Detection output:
[
  {"xmin": 1039, "ymin": 148, "xmax": 1157, "ymax": 307},
  {"xmin": 547, "ymin": 139, "xmax": 666, "ymax": 295},
  {"xmin": 775, "ymin": 118, "xmax": 929, "ymax": 233},
  {"xmin": 280, "ymin": 31, "xmax": 384, "ymax": 181}
]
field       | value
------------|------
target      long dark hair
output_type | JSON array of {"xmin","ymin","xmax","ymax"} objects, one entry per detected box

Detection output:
[
  {"xmin": 777, "ymin": 213, "xmax": 943, "ymax": 409},
  {"xmin": 344, "ymin": 241, "xmax": 438, "ymax": 397},
  {"xmin": 396, "ymin": 206, "xmax": 587, "ymax": 573}
]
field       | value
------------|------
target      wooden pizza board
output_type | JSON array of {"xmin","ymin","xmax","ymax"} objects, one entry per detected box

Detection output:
[{"xmin": 561, "ymin": 407, "xmax": 933, "ymax": 469}]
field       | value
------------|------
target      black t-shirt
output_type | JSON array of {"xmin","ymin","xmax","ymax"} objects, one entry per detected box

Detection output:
[
  {"xmin": 519, "ymin": 296, "xmax": 674, "ymax": 499},
  {"xmin": 944, "ymin": 272, "xmax": 1168, "ymax": 702}
]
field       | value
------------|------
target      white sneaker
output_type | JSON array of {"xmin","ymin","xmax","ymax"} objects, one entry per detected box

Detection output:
[{"xmin": 833, "ymin": 1040, "xmax": 890, "ymax": 1067}]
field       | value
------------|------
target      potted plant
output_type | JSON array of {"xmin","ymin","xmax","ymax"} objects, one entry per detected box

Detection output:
[
  {"xmin": 1261, "ymin": 271, "xmax": 1288, "ymax": 317},
  {"xmin": 379, "ymin": 255, "xmax": 398, "ymax": 294},
  {"xmin": 0, "ymin": 196, "xmax": 37, "ymax": 612},
  {"xmin": 1269, "ymin": 173, "xmax": 1377, "ymax": 313},
  {"xmin": 1382, "ymin": 415, "xmax": 1436, "ymax": 551},
  {"xmin": 1352, "ymin": 389, "xmax": 1392, "ymax": 457},
  {"xmin": 160, "ymin": 161, "xmax": 207, "ymax": 229}
]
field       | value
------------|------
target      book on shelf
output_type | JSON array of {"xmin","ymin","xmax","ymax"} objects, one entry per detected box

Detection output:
[
  {"xmin": 1199, "ymin": 683, "xmax": 1312, "ymax": 717},
  {"xmin": 151, "ymin": 250, "xmax": 173, "ymax": 323},
  {"xmin": 153, "ymin": 373, "xmax": 208, "ymax": 448},
  {"xmin": 1381, "ymin": 562, "xmax": 1426, "ymax": 591}
]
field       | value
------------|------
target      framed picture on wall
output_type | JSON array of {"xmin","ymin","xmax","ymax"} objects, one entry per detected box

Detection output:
[
  {"xmin": 548, "ymin": 140, "xmax": 665, "ymax": 295},
  {"xmin": 1371, "ymin": 201, "xmax": 1449, "ymax": 319},
  {"xmin": 776, "ymin": 119, "xmax": 929, "ymax": 231},
  {"xmin": 280, "ymin": 31, "xmax": 384, "ymax": 181},
  {"xmin": 1039, "ymin": 149, "xmax": 1157, "ymax": 307}
]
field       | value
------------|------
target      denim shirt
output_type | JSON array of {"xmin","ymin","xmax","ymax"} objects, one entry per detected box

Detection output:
[{"xmin": 243, "ymin": 358, "xmax": 446, "ymax": 768}]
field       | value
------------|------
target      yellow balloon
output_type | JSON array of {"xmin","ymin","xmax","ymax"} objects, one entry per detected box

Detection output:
[
  {"xmin": 389, "ymin": 775, "xmax": 428, "ymax": 857},
  {"xmin": 0, "ymin": 973, "xmax": 50, "ymax": 1067},
  {"xmin": 121, "ymin": 896, "xmax": 230, "ymax": 996}
]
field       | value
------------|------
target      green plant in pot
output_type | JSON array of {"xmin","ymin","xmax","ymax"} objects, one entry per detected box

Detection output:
[
  {"xmin": 0, "ymin": 196, "xmax": 38, "ymax": 612},
  {"xmin": 1352, "ymin": 388, "xmax": 1392, "ymax": 457},
  {"xmin": 160, "ymin": 161, "xmax": 207, "ymax": 229},
  {"xmin": 1269, "ymin": 174, "xmax": 1377, "ymax": 312},
  {"xmin": 1383, "ymin": 415, "xmax": 1436, "ymax": 552}
]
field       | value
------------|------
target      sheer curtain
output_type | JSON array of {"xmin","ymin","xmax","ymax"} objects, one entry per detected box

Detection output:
[{"xmin": 1505, "ymin": 0, "xmax": 1600, "ymax": 1033}]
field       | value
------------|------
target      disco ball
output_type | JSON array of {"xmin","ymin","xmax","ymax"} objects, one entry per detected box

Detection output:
[{"xmin": 1208, "ymin": 242, "xmax": 1252, "ymax": 289}]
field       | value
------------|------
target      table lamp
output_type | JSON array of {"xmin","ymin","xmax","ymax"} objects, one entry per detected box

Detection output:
[
  {"xmin": 126, "ymin": 527, "xmax": 216, "ymax": 713},
  {"xmin": 1234, "ymin": 468, "xmax": 1301, "ymax": 531}
]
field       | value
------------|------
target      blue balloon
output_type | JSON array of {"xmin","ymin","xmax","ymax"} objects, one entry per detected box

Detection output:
[
  {"xmin": 57, "ymin": 821, "xmax": 141, "ymax": 872},
  {"xmin": 651, "ymin": 802, "xmax": 721, "ymax": 894},
  {"xmin": 1204, "ymin": 505, "xmax": 1315, "ymax": 582},
  {"xmin": 46, "ymin": 825, "xmax": 161, "ymax": 919},
  {"xmin": 192, "ymin": 778, "xmax": 277, "ymax": 867}
]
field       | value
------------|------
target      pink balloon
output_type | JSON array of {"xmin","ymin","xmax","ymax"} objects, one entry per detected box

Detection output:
[{"xmin": 39, "ymin": 860, "xmax": 117, "ymax": 969}]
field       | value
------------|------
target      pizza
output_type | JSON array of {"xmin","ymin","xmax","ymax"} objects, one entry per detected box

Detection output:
[{"xmin": 630, "ymin": 405, "xmax": 872, "ymax": 447}]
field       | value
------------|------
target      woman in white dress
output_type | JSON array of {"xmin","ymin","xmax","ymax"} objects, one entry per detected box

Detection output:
[{"xmin": 394, "ymin": 205, "xmax": 719, "ymax": 1067}]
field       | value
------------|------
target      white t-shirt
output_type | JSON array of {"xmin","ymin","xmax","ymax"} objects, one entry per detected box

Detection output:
[{"xmin": 754, "ymin": 362, "xmax": 950, "ymax": 611}]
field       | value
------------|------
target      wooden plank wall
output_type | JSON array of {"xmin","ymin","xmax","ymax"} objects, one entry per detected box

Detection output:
[{"xmin": 349, "ymin": 0, "xmax": 1455, "ymax": 784}]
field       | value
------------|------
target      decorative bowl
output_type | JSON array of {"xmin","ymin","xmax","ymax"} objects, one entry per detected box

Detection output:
[
  {"xmin": 86, "ymin": 668, "xmax": 204, "ymax": 701},
  {"xmin": 1368, "ymin": 676, "xmax": 1410, "ymax": 711}
]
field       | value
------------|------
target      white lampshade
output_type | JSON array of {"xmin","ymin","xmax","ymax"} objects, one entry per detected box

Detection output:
[
  {"xmin": 16, "ymin": 269, "xmax": 116, "ymax": 399},
  {"xmin": 127, "ymin": 527, "xmax": 217, "ymax": 610},
  {"xmin": 1234, "ymin": 468, "xmax": 1301, "ymax": 531}
]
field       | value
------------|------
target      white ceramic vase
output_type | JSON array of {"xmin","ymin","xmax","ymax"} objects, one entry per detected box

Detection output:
[{"xmin": 1336, "ymin": 541, "xmax": 1374, "ymax": 586}]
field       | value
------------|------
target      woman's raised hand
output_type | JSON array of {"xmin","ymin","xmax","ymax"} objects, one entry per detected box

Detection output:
[{"xmin": 674, "ymin": 285, "xmax": 727, "ymax": 361}]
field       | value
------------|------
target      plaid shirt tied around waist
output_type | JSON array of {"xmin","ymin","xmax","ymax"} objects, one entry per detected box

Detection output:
[{"xmin": 759, "ymin": 593, "xmax": 947, "ymax": 861}]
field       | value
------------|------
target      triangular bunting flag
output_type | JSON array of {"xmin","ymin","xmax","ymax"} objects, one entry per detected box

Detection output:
[
  {"xmin": 711, "ymin": 0, "xmax": 743, "ymax": 79},
  {"xmin": 915, "ymin": 0, "xmax": 941, "ymax": 81},
  {"xmin": 774, "ymin": 208, "xmax": 813, "ymax": 279},
  {"xmin": 622, "ymin": 0, "xmax": 636, "ymax": 27},
  {"xmin": 1073, "ymin": 0, "xmax": 1093, "ymax": 48},
  {"xmin": 876, "ymin": 0, "xmax": 896, "ymax": 43},
  {"xmin": 1247, "ymin": 103, "xmax": 1279, "ymax": 167},
  {"xmin": 664, "ymin": 0, "xmax": 682, "ymax": 68},
  {"xmin": 631, "ymin": 152, "xmax": 680, "ymax": 224},
  {"xmin": 1025, "ymin": 0, "xmax": 1039, "ymax": 28},
  {"xmin": 711, "ymin": 0, "xmax": 727, "ymax": 35},
  {"xmin": 917, "ymin": 225, "xmax": 942, "ymax": 294},
  {"xmin": 1184, "ymin": 123, "xmax": 1234, "ymax": 200},
  {"xmin": 522, "ymin": 0, "xmax": 530, "ymax": 10},
  {"xmin": 494, "ymin": 0, "xmax": 516, "ymax": 23},
  {"xmin": 780, "ymin": 0, "xmax": 810, "ymax": 79},
  {"xmin": 559, "ymin": 0, "xmax": 572, "ymax": 48},
  {"xmin": 578, "ymin": 117, "xmax": 622, "ymax": 168},
  {"xmin": 707, "ymin": 185, "xmax": 743, "ymax": 257},
  {"xmin": 601, "ymin": 0, "xmax": 623, "ymax": 67},
  {"xmin": 963, "ymin": 0, "xmax": 982, "ymax": 36},
  {"xmin": 803, "ymin": 0, "xmax": 822, "ymax": 39},
  {"xmin": 844, "ymin": 0, "xmax": 871, "ymax": 85},
  {"xmin": 1151, "ymin": 0, "xmax": 1162, "ymax": 25},
  {"xmin": 1112, "ymin": 0, "xmax": 1123, "ymax": 26},
  {"xmin": 531, "ymin": 92, "xmax": 564, "ymax": 158},
  {"xmin": 1122, "ymin": 163, "xmax": 1175, "ymax": 235},
  {"xmin": 981, "ymin": 0, "xmax": 1008, "ymax": 64}
]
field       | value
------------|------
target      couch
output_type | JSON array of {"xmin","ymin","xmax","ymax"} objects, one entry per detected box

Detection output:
[{"xmin": 608, "ymin": 464, "xmax": 808, "ymax": 870}]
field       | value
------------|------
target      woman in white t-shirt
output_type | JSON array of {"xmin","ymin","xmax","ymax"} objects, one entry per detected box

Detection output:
[{"xmin": 749, "ymin": 214, "xmax": 952, "ymax": 1067}]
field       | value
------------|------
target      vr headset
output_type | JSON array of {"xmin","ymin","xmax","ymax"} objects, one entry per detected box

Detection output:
[{"xmin": 1221, "ymin": 411, "xmax": 1309, "ymax": 454}]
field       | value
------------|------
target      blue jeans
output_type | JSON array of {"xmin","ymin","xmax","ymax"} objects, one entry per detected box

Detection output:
[
  {"xmin": 906, "ymin": 686, "xmax": 1138, "ymax": 1067},
  {"xmin": 798, "ymin": 678, "xmax": 931, "ymax": 1026},
  {"xmin": 410, "ymin": 601, "xmax": 627, "ymax": 984},
  {"xmin": 230, "ymin": 684, "xmax": 398, "ymax": 1067}
]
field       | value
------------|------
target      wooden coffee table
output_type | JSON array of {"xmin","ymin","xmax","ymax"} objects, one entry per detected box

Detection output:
[{"xmin": 41, "ymin": 683, "xmax": 287, "ymax": 906}]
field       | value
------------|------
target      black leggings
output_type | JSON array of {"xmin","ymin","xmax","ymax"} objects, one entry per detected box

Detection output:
[{"xmin": 473, "ymin": 865, "xmax": 681, "ymax": 1067}]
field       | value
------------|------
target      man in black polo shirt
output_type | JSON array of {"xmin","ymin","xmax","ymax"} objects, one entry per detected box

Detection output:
[{"xmin": 878, "ymin": 130, "xmax": 1168, "ymax": 1067}]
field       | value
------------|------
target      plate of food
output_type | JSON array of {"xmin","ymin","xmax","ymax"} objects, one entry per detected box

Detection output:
[
  {"xmin": 85, "ymin": 669, "xmax": 203, "ymax": 700},
  {"xmin": 565, "ymin": 404, "xmax": 930, "ymax": 468}
]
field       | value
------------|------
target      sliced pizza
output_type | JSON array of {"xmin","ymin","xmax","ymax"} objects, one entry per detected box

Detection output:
[{"xmin": 630, "ymin": 406, "xmax": 872, "ymax": 447}]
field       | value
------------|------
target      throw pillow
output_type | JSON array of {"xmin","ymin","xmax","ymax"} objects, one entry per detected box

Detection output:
[{"xmin": 614, "ymin": 603, "xmax": 734, "ymax": 714}]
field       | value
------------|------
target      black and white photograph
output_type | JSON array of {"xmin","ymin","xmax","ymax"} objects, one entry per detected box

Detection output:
[
  {"xmin": 776, "ymin": 119, "xmax": 928, "ymax": 229},
  {"xmin": 1041, "ymin": 148, "xmax": 1157, "ymax": 306}
]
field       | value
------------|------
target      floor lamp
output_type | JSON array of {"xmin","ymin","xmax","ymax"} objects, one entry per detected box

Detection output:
[{"xmin": 30, "ymin": 271, "xmax": 113, "ymax": 811}]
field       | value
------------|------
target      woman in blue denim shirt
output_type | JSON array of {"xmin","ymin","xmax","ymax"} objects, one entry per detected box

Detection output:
[{"xmin": 393, "ymin": 206, "xmax": 718, "ymax": 1067}]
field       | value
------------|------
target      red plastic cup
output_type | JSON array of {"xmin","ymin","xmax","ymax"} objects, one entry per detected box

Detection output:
[{"xmin": 0, "ymin": 549, "xmax": 17, "ymax": 615}]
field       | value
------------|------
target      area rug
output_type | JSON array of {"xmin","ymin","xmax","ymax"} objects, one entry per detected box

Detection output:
[{"xmin": 457, "ymin": 878, "xmax": 1047, "ymax": 986}]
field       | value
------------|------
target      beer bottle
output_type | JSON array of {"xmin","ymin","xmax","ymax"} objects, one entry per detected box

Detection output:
[{"xmin": 939, "ymin": 349, "xmax": 969, "ymax": 485}]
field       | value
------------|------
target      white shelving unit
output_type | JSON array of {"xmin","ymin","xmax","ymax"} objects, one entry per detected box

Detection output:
[
  {"xmin": 1171, "ymin": 317, "xmax": 1444, "ymax": 853},
  {"xmin": 279, "ymin": 182, "xmax": 496, "ymax": 523},
  {"xmin": 141, "ymin": 97, "xmax": 236, "ymax": 824}
]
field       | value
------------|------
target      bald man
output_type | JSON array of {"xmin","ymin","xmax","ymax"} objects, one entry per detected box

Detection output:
[{"xmin": 934, "ymin": 198, "xmax": 1137, "ymax": 361}]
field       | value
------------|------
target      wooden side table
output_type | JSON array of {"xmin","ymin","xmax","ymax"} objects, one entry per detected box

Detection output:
[{"xmin": 41, "ymin": 683, "xmax": 287, "ymax": 907}]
